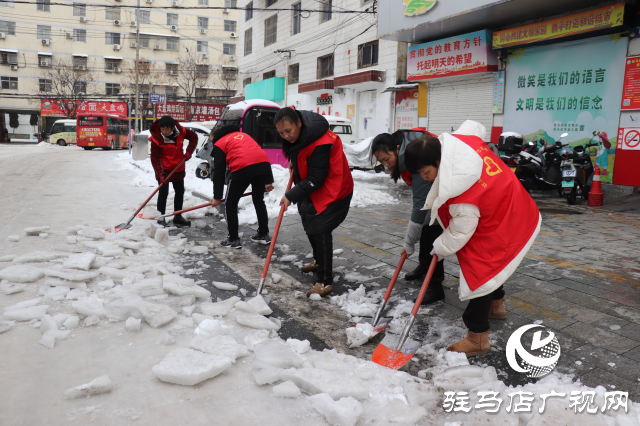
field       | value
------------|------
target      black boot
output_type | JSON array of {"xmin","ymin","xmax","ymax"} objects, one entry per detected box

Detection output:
[
  {"xmin": 414, "ymin": 278, "xmax": 445, "ymax": 305},
  {"xmin": 405, "ymin": 263, "xmax": 427, "ymax": 281},
  {"xmin": 172, "ymin": 214, "xmax": 191, "ymax": 228},
  {"xmin": 250, "ymin": 232, "xmax": 271, "ymax": 245},
  {"xmin": 156, "ymin": 217, "xmax": 167, "ymax": 227},
  {"xmin": 220, "ymin": 237, "xmax": 242, "ymax": 249}
]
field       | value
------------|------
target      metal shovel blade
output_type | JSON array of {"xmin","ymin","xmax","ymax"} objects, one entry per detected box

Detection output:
[
  {"xmin": 354, "ymin": 316, "xmax": 393, "ymax": 341},
  {"xmin": 372, "ymin": 334, "xmax": 421, "ymax": 370},
  {"xmin": 106, "ymin": 223, "xmax": 132, "ymax": 233}
]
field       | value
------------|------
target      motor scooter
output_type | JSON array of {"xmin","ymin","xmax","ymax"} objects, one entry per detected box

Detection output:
[{"xmin": 558, "ymin": 131, "xmax": 601, "ymax": 204}]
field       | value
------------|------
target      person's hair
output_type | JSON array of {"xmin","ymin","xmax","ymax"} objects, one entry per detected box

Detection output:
[
  {"xmin": 158, "ymin": 115, "xmax": 176, "ymax": 129},
  {"xmin": 274, "ymin": 107, "xmax": 299, "ymax": 126},
  {"xmin": 404, "ymin": 136, "xmax": 442, "ymax": 174},
  {"xmin": 211, "ymin": 124, "xmax": 240, "ymax": 143},
  {"xmin": 371, "ymin": 132, "xmax": 403, "ymax": 183}
]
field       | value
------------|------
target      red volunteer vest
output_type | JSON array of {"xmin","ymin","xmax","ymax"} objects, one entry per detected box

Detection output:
[
  {"xmin": 150, "ymin": 126, "xmax": 187, "ymax": 172},
  {"xmin": 297, "ymin": 130, "xmax": 354, "ymax": 214},
  {"xmin": 400, "ymin": 169, "xmax": 413, "ymax": 186},
  {"xmin": 437, "ymin": 134, "xmax": 539, "ymax": 291},
  {"xmin": 215, "ymin": 132, "xmax": 270, "ymax": 172}
]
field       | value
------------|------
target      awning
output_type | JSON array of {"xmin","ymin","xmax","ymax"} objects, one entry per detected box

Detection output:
[
  {"xmin": 0, "ymin": 48, "xmax": 18, "ymax": 53},
  {"xmin": 72, "ymin": 54, "xmax": 88, "ymax": 57},
  {"xmin": 131, "ymin": 31, "xmax": 175, "ymax": 38},
  {"xmin": 37, "ymin": 52, "xmax": 53, "ymax": 56},
  {"xmin": 298, "ymin": 79, "xmax": 333, "ymax": 94},
  {"xmin": 222, "ymin": 65, "xmax": 238, "ymax": 69},
  {"xmin": 382, "ymin": 83, "xmax": 418, "ymax": 93},
  {"xmin": 334, "ymin": 70, "xmax": 386, "ymax": 88},
  {"xmin": 103, "ymin": 56, "xmax": 123, "ymax": 60}
]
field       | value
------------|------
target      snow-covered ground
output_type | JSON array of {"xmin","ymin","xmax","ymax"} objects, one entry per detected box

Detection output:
[{"xmin": 0, "ymin": 145, "xmax": 638, "ymax": 426}]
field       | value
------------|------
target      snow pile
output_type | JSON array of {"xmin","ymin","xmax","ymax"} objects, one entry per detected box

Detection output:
[{"xmin": 330, "ymin": 285, "xmax": 380, "ymax": 318}]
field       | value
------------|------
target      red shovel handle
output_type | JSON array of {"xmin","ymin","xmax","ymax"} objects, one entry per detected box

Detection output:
[
  {"xmin": 411, "ymin": 255, "xmax": 439, "ymax": 317},
  {"xmin": 382, "ymin": 252, "xmax": 407, "ymax": 303},
  {"xmin": 159, "ymin": 192, "xmax": 252, "ymax": 218},
  {"xmin": 131, "ymin": 157, "xmax": 186, "ymax": 220},
  {"xmin": 260, "ymin": 170, "xmax": 294, "ymax": 281}
]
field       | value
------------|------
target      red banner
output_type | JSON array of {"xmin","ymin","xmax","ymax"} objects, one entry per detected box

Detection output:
[
  {"xmin": 40, "ymin": 99, "xmax": 127, "ymax": 118},
  {"xmin": 156, "ymin": 102, "xmax": 225, "ymax": 122},
  {"xmin": 621, "ymin": 57, "xmax": 640, "ymax": 110}
]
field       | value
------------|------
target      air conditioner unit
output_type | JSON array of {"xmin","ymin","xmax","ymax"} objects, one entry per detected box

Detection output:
[
  {"xmin": 40, "ymin": 61, "xmax": 50, "ymax": 67},
  {"xmin": 223, "ymin": 8, "xmax": 229, "ymax": 13},
  {"xmin": 171, "ymin": 0, "xmax": 179, "ymax": 6},
  {"xmin": 154, "ymin": 44, "xmax": 162, "ymax": 50},
  {"xmin": 130, "ymin": 41, "xmax": 137, "ymax": 48},
  {"xmin": 10, "ymin": 65, "xmax": 18, "ymax": 70},
  {"xmin": 0, "ymin": 33, "xmax": 5, "ymax": 39},
  {"xmin": 230, "ymin": 32, "xmax": 237, "ymax": 38},
  {"xmin": 169, "ymin": 70, "xmax": 177, "ymax": 75},
  {"xmin": 334, "ymin": 88, "xmax": 345, "ymax": 94},
  {"xmin": 199, "ymin": 28, "xmax": 207, "ymax": 34},
  {"xmin": 41, "ymin": 39, "xmax": 50, "ymax": 46},
  {"xmin": 66, "ymin": 32, "xmax": 73, "ymax": 39},
  {"xmin": 113, "ymin": 44, "xmax": 121, "ymax": 50},
  {"xmin": 79, "ymin": 16, "xmax": 87, "ymax": 23},
  {"xmin": 78, "ymin": 65, "xmax": 87, "ymax": 70},
  {"xmin": 130, "ymin": 21, "xmax": 137, "ymax": 27},
  {"xmin": 202, "ymin": 53, "xmax": 208, "ymax": 59},
  {"xmin": 145, "ymin": 0, "xmax": 153, "ymax": 3},
  {"xmin": 116, "ymin": 67, "xmax": 122, "ymax": 73},
  {"xmin": 114, "ymin": 20, "xmax": 122, "ymax": 26},
  {"xmin": 170, "ymin": 25, "xmax": 178, "ymax": 31},
  {"xmin": 229, "ymin": 55, "xmax": 236, "ymax": 61}
]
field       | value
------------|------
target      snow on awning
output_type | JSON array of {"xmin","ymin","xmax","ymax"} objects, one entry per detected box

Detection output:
[
  {"xmin": 72, "ymin": 54, "xmax": 88, "ymax": 57},
  {"xmin": 165, "ymin": 61, "xmax": 179, "ymax": 65},
  {"xmin": 382, "ymin": 83, "xmax": 419, "ymax": 93},
  {"xmin": 0, "ymin": 48, "xmax": 18, "ymax": 53},
  {"xmin": 131, "ymin": 31, "xmax": 175, "ymax": 38},
  {"xmin": 103, "ymin": 56, "xmax": 123, "ymax": 60},
  {"xmin": 222, "ymin": 65, "xmax": 238, "ymax": 68},
  {"xmin": 37, "ymin": 52, "xmax": 53, "ymax": 56}
]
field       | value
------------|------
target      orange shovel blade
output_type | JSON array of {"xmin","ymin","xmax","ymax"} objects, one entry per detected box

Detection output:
[{"xmin": 372, "ymin": 343, "xmax": 415, "ymax": 369}]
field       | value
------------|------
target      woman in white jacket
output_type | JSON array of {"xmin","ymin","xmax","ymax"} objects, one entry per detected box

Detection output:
[{"xmin": 404, "ymin": 120, "xmax": 541, "ymax": 357}]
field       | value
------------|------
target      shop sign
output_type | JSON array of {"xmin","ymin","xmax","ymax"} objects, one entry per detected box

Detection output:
[
  {"xmin": 41, "ymin": 99, "xmax": 127, "ymax": 118},
  {"xmin": 503, "ymin": 35, "xmax": 627, "ymax": 183},
  {"xmin": 395, "ymin": 90, "xmax": 418, "ymax": 129},
  {"xmin": 493, "ymin": 71, "xmax": 505, "ymax": 114},
  {"xmin": 402, "ymin": 0, "xmax": 436, "ymax": 17},
  {"xmin": 613, "ymin": 127, "xmax": 640, "ymax": 186},
  {"xmin": 317, "ymin": 96, "xmax": 333, "ymax": 105},
  {"xmin": 156, "ymin": 102, "xmax": 224, "ymax": 122},
  {"xmin": 492, "ymin": 3, "xmax": 624, "ymax": 49},
  {"xmin": 408, "ymin": 30, "xmax": 498, "ymax": 81},
  {"xmin": 621, "ymin": 57, "xmax": 640, "ymax": 110}
]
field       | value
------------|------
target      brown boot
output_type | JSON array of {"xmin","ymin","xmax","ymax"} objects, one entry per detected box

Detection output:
[
  {"xmin": 306, "ymin": 283, "xmax": 333, "ymax": 297},
  {"xmin": 301, "ymin": 260, "xmax": 318, "ymax": 273},
  {"xmin": 447, "ymin": 330, "xmax": 491, "ymax": 357},
  {"xmin": 488, "ymin": 298, "xmax": 507, "ymax": 320}
]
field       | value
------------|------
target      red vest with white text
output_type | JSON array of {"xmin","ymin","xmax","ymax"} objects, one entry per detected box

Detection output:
[
  {"xmin": 400, "ymin": 170, "xmax": 413, "ymax": 186},
  {"xmin": 215, "ymin": 132, "xmax": 270, "ymax": 171},
  {"xmin": 150, "ymin": 126, "xmax": 187, "ymax": 172}
]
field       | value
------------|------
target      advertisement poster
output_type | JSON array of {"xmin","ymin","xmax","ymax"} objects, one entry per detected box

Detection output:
[
  {"xmin": 621, "ymin": 57, "xmax": 640, "ymax": 110},
  {"xmin": 41, "ymin": 100, "xmax": 127, "ymax": 118},
  {"xmin": 395, "ymin": 89, "xmax": 418, "ymax": 129},
  {"xmin": 156, "ymin": 102, "xmax": 225, "ymax": 122},
  {"xmin": 613, "ymin": 127, "xmax": 640, "ymax": 186},
  {"xmin": 346, "ymin": 104, "xmax": 355, "ymax": 123},
  {"xmin": 493, "ymin": 3, "xmax": 624, "ymax": 49},
  {"xmin": 493, "ymin": 71, "xmax": 505, "ymax": 113},
  {"xmin": 408, "ymin": 30, "xmax": 498, "ymax": 81},
  {"xmin": 503, "ymin": 34, "xmax": 627, "ymax": 182}
]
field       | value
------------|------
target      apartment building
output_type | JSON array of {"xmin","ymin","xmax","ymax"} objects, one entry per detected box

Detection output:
[{"xmin": 0, "ymin": 0, "xmax": 239, "ymax": 137}]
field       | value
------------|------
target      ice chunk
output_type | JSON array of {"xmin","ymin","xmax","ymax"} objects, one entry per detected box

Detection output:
[
  {"xmin": 234, "ymin": 301, "xmax": 258, "ymax": 314},
  {"xmin": 345, "ymin": 323, "xmax": 374, "ymax": 348},
  {"xmin": 286, "ymin": 338, "xmax": 311, "ymax": 354},
  {"xmin": 280, "ymin": 368, "xmax": 369, "ymax": 400},
  {"xmin": 279, "ymin": 255, "xmax": 297, "ymax": 262},
  {"xmin": 376, "ymin": 398, "xmax": 427, "ymax": 423},
  {"xmin": 72, "ymin": 295, "xmax": 106, "ymax": 318},
  {"xmin": 235, "ymin": 311, "xmax": 280, "ymax": 330},
  {"xmin": 39, "ymin": 334, "xmax": 55, "ymax": 349},
  {"xmin": 149, "ymin": 223, "xmax": 160, "ymax": 239},
  {"xmin": 138, "ymin": 301, "xmax": 177, "ymax": 328},
  {"xmin": 189, "ymin": 246, "xmax": 208, "ymax": 255},
  {"xmin": 13, "ymin": 251, "xmax": 67, "ymax": 264},
  {"xmin": 194, "ymin": 319, "xmax": 229, "ymax": 337},
  {"xmin": 64, "ymin": 253, "xmax": 97, "ymax": 271},
  {"xmin": 4, "ymin": 297, "xmax": 42, "ymax": 312},
  {"xmin": 333, "ymin": 249, "xmax": 344, "ymax": 255},
  {"xmin": 212, "ymin": 281, "xmax": 238, "ymax": 291},
  {"xmin": 253, "ymin": 340, "xmax": 304, "ymax": 368},
  {"xmin": 98, "ymin": 267, "xmax": 144, "ymax": 283},
  {"xmin": 271, "ymin": 273, "xmax": 282, "ymax": 284},
  {"xmin": 154, "ymin": 229, "xmax": 169, "ymax": 246},
  {"xmin": 44, "ymin": 277, "xmax": 87, "ymax": 289},
  {"xmin": 3, "ymin": 305, "xmax": 49, "ymax": 321},
  {"xmin": 105, "ymin": 294, "xmax": 143, "ymax": 321},
  {"xmin": 63, "ymin": 316, "xmax": 80, "ymax": 329},
  {"xmin": 44, "ymin": 269, "xmax": 99, "ymax": 282},
  {"xmin": 40, "ymin": 286, "xmax": 70, "ymax": 301},
  {"xmin": 126, "ymin": 278, "xmax": 164, "ymax": 297},
  {"xmin": 444, "ymin": 350, "xmax": 470, "ymax": 368},
  {"xmin": 8, "ymin": 235, "xmax": 20, "ymax": 242},
  {"xmin": 433, "ymin": 365, "xmax": 497, "ymax": 391},
  {"xmin": 247, "ymin": 295, "xmax": 273, "ymax": 316},
  {"xmin": 83, "ymin": 315, "xmax": 100, "ymax": 327},
  {"xmin": 0, "ymin": 283, "xmax": 26, "ymax": 295},
  {"xmin": 63, "ymin": 375, "xmax": 114, "ymax": 399},
  {"xmin": 309, "ymin": 293, "xmax": 322, "ymax": 301},
  {"xmin": 97, "ymin": 279, "xmax": 115, "ymax": 290},
  {"xmin": 164, "ymin": 278, "xmax": 211, "ymax": 298},
  {"xmin": 45, "ymin": 329, "xmax": 71, "ymax": 340},
  {"xmin": 151, "ymin": 348, "xmax": 233, "ymax": 386},
  {"xmin": 199, "ymin": 297, "xmax": 240, "ymax": 317},
  {"xmin": 0, "ymin": 265, "xmax": 45, "ymax": 283},
  {"xmin": 66, "ymin": 236, "xmax": 77, "ymax": 244},
  {"xmin": 156, "ymin": 331, "xmax": 175, "ymax": 345},
  {"xmin": 77, "ymin": 229, "xmax": 105, "ymax": 240},
  {"xmin": 0, "ymin": 320, "xmax": 15, "ymax": 333},
  {"xmin": 126, "ymin": 317, "xmax": 141, "ymax": 332},
  {"xmin": 66, "ymin": 289, "xmax": 88, "ymax": 300},
  {"xmin": 273, "ymin": 381, "xmax": 301, "ymax": 398},
  {"xmin": 52, "ymin": 313, "xmax": 70, "ymax": 328},
  {"xmin": 182, "ymin": 306, "xmax": 195, "ymax": 317},
  {"xmin": 40, "ymin": 314, "xmax": 58, "ymax": 334},
  {"xmin": 114, "ymin": 240, "xmax": 143, "ymax": 251},
  {"xmin": 307, "ymin": 394, "xmax": 363, "ymax": 426},
  {"xmin": 192, "ymin": 313, "xmax": 215, "ymax": 325},
  {"xmin": 24, "ymin": 226, "xmax": 50, "ymax": 236},
  {"xmin": 312, "ymin": 350, "xmax": 359, "ymax": 372},
  {"xmin": 0, "ymin": 254, "xmax": 16, "ymax": 262},
  {"xmin": 128, "ymin": 265, "xmax": 151, "ymax": 274},
  {"xmin": 190, "ymin": 335, "xmax": 248, "ymax": 360},
  {"xmin": 252, "ymin": 365, "xmax": 284, "ymax": 385}
]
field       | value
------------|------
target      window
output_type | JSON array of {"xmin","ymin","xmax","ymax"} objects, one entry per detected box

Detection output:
[
  {"xmin": 267, "ymin": 0, "xmax": 276, "ymax": 6},
  {"xmin": 105, "ymin": 6, "xmax": 120, "ymax": 20},
  {"xmin": 288, "ymin": 63, "xmax": 299, "ymax": 84},
  {"xmin": 105, "ymin": 32, "xmax": 120, "ymax": 45},
  {"xmin": 198, "ymin": 0, "xmax": 208, "ymax": 5},
  {"xmin": 73, "ymin": 29, "xmax": 86, "ymax": 42},
  {"xmin": 244, "ymin": 28, "xmax": 252, "ymax": 55},
  {"xmin": 197, "ymin": 41, "xmax": 208, "ymax": 53},
  {"xmin": 37, "ymin": 0, "xmax": 50, "ymax": 11},
  {"xmin": 0, "ymin": 21, "xmax": 16, "ymax": 35},
  {"xmin": 167, "ymin": 13, "xmax": 178, "ymax": 26},
  {"xmin": 73, "ymin": 56, "xmax": 87, "ymax": 68},
  {"xmin": 0, "ymin": 53, "xmax": 17, "ymax": 64},
  {"xmin": 264, "ymin": 14, "xmax": 277, "ymax": 46},
  {"xmin": 73, "ymin": 3, "xmax": 86, "ymax": 16},
  {"xmin": 196, "ymin": 64, "xmax": 209, "ymax": 78},
  {"xmin": 0, "ymin": 0, "xmax": 15, "ymax": 7},
  {"xmin": 138, "ymin": 61, "xmax": 151, "ymax": 74},
  {"xmin": 358, "ymin": 40, "xmax": 378, "ymax": 69},
  {"xmin": 39, "ymin": 78, "xmax": 52, "ymax": 92},
  {"xmin": 317, "ymin": 53, "xmax": 333, "ymax": 78},
  {"xmin": 166, "ymin": 63, "xmax": 178, "ymax": 75},
  {"xmin": 222, "ymin": 67, "xmax": 237, "ymax": 80},
  {"xmin": 195, "ymin": 88, "xmax": 207, "ymax": 101},
  {"xmin": 138, "ymin": 10, "xmax": 150, "ymax": 24},
  {"xmin": 1, "ymin": 76, "xmax": 18, "ymax": 90},
  {"xmin": 105, "ymin": 58, "xmax": 121, "ymax": 71},
  {"xmin": 330, "ymin": 124, "xmax": 352, "ymax": 134},
  {"xmin": 245, "ymin": 2, "xmax": 253, "ymax": 20},
  {"xmin": 73, "ymin": 81, "xmax": 86, "ymax": 94},
  {"xmin": 263, "ymin": 70, "xmax": 275, "ymax": 80},
  {"xmin": 37, "ymin": 25, "xmax": 51, "ymax": 39},
  {"xmin": 166, "ymin": 86, "xmax": 178, "ymax": 101},
  {"xmin": 243, "ymin": 77, "xmax": 251, "ymax": 87},
  {"xmin": 139, "ymin": 35, "xmax": 150, "ymax": 48},
  {"xmin": 38, "ymin": 55, "xmax": 52, "ymax": 67},
  {"xmin": 321, "ymin": 0, "xmax": 331, "ymax": 22},
  {"xmin": 225, "ymin": 0, "xmax": 237, "ymax": 7},
  {"xmin": 166, "ymin": 37, "xmax": 179, "ymax": 50},
  {"xmin": 223, "ymin": 43, "xmax": 236, "ymax": 55},
  {"xmin": 224, "ymin": 20, "xmax": 236, "ymax": 32},
  {"xmin": 198, "ymin": 17, "xmax": 208, "ymax": 29},
  {"xmin": 292, "ymin": 2, "xmax": 301, "ymax": 34},
  {"xmin": 106, "ymin": 83, "xmax": 119, "ymax": 95}
]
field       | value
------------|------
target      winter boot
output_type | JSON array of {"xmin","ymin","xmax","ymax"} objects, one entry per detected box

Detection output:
[
  {"xmin": 250, "ymin": 232, "xmax": 271, "ymax": 245},
  {"xmin": 300, "ymin": 261, "xmax": 319, "ymax": 273},
  {"xmin": 220, "ymin": 237, "xmax": 242, "ymax": 249},
  {"xmin": 172, "ymin": 214, "xmax": 191, "ymax": 228},
  {"xmin": 447, "ymin": 330, "xmax": 491, "ymax": 357},
  {"xmin": 405, "ymin": 263, "xmax": 427, "ymax": 281},
  {"xmin": 414, "ymin": 277, "xmax": 445, "ymax": 305},
  {"xmin": 488, "ymin": 298, "xmax": 507, "ymax": 320},
  {"xmin": 157, "ymin": 217, "xmax": 167, "ymax": 227},
  {"xmin": 306, "ymin": 282, "xmax": 333, "ymax": 297}
]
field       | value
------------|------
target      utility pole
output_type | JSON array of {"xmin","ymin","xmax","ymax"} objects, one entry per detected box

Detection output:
[
  {"xmin": 275, "ymin": 49, "xmax": 293, "ymax": 107},
  {"xmin": 134, "ymin": 0, "xmax": 141, "ymax": 132}
]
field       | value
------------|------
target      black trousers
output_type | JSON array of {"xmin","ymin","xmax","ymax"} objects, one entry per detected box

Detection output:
[
  {"xmin": 157, "ymin": 179, "xmax": 185, "ymax": 215},
  {"xmin": 418, "ymin": 222, "xmax": 445, "ymax": 279},
  {"xmin": 463, "ymin": 285, "xmax": 505, "ymax": 333},
  {"xmin": 225, "ymin": 175, "xmax": 269, "ymax": 240},
  {"xmin": 307, "ymin": 232, "xmax": 334, "ymax": 286}
]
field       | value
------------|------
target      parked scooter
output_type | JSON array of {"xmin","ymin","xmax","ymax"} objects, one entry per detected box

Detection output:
[{"xmin": 559, "ymin": 131, "xmax": 601, "ymax": 204}]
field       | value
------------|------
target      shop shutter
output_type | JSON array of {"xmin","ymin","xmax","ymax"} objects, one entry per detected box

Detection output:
[{"xmin": 427, "ymin": 75, "xmax": 494, "ymax": 141}]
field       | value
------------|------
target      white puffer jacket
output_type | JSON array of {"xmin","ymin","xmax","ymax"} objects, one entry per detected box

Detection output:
[{"xmin": 423, "ymin": 121, "xmax": 542, "ymax": 301}]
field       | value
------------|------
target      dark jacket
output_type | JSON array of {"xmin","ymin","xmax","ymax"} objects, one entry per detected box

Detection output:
[
  {"xmin": 149, "ymin": 121, "xmax": 198, "ymax": 183},
  {"xmin": 284, "ymin": 110, "xmax": 352, "ymax": 234},
  {"xmin": 397, "ymin": 134, "xmax": 432, "ymax": 225}
]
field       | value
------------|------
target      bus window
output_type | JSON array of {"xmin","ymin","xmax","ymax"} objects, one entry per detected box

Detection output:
[
  {"xmin": 79, "ymin": 116, "xmax": 104, "ymax": 126},
  {"xmin": 330, "ymin": 125, "xmax": 352, "ymax": 135},
  {"xmin": 64, "ymin": 124, "xmax": 76, "ymax": 133},
  {"xmin": 246, "ymin": 108, "xmax": 279, "ymax": 148},
  {"xmin": 51, "ymin": 123, "xmax": 64, "ymax": 134},
  {"xmin": 214, "ymin": 108, "xmax": 242, "ymax": 130}
]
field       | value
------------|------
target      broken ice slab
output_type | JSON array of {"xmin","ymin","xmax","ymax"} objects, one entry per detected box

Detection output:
[
  {"xmin": 77, "ymin": 229, "xmax": 106, "ymax": 240},
  {"xmin": 38, "ymin": 334, "xmax": 55, "ymax": 349},
  {"xmin": 119, "ymin": 278, "xmax": 163, "ymax": 298},
  {"xmin": 63, "ymin": 253, "xmax": 97, "ymax": 271},
  {"xmin": 0, "ymin": 255, "xmax": 17, "ymax": 262},
  {"xmin": 432, "ymin": 365, "xmax": 498, "ymax": 391},
  {"xmin": 280, "ymin": 368, "xmax": 369, "ymax": 401},
  {"xmin": 125, "ymin": 317, "xmax": 141, "ymax": 332},
  {"xmin": 247, "ymin": 295, "xmax": 272, "ymax": 316},
  {"xmin": 43, "ymin": 277, "xmax": 87, "ymax": 289},
  {"xmin": 44, "ymin": 329, "xmax": 71, "ymax": 340},
  {"xmin": 4, "ymin": 297, "xmax": 43, "ymax": 312},
  {"xmin": 273, "ymin": 381, "xmax": 301, "ymax": 398},
  {"xmin": 3, "ymin": 305, "xmax": 49, "ymax": 321},
  {"xmin": 12, "ymin": 251, "xmax": 67, "ymax": 264},
  {"xmin": 72, "ymin": 295, "xmax": 106, "ymax": 319},
  {"xmin": 234, "ymin": 301, "xmax": 258, "ymax": 314},
  {"xmin": 0, "ymin": 320, "xmax": 15, "ymax": 333},
  {"xmin": 40, "ymin": 286, "xmax": 71, "ymax": 301},
  {"xmin": 156, "ymin": 331, "xmax": 175, "ymax": 345},
  {"xmin": 190, "ymin": 335, "xmax": 248, "ymax": 361},
  {"xmin": 234, "ymin": 311, "xmax": 280, "ymax": 331},
  {"xmin": 151, "ymin": 348, "xmax": 233, "ymax": 386},
  {"xmin": 24, "ymin": 226, "xmax": 50, "ymax": 236},
  {"xmin": 189, "ymin": 246, "xmax": 208, "ymax": 255},
  {"xmin": 97, "ymin": 279, "xmax": 115, "ymax": 291},
  {"xmin": 252, "ymin": 365, "xmax": 284, "ymax": 385},
  {"xmin": 199, "ymin": 297, "xmax": 240, "ymax": 317},
  {"xmin": 0, "ymin": 283, "xmax": 27, "ymax": 295},
  {"xmin": 105, "ymin": 294, "xmax": 143, "ymax": 321},
  {"xmin": 271, "ymin": 273, "xmax": 282, "ymax": 284},
  {"xmin": 194, "ymin": 319, "xmax": 230, "ymax": 337},
  {"xmin": 212, "ymin": 281, "xmax": 238, "ymax": 291},
  {"xmin": 286, "ymin": 338, "xmax": 311, "ymax": 354},
  {"xmin": 7, "ymin": 235, "xmax": 20, "ymax": 242},
  {"xmin": 307, "ymin": 393, "xmax": 363, "ymax": 426},
  {"xmin": 63, "ymin": 316, "xmax": 80, "ymax": 329},
  {"xmin": 0, "ymin": 265, "xmax": 45, "ymax": 283},
  {"xmin": 138, "ymin": 301, "xmax": 177, "ymax": 328},
  {"xmin": 39, "ymin": 314, "xmax": 58, "ymax": 334},
  {"xmin": 114, "ymin": 240, "xmax": 144, "ymax": 252},
  {"xmin": 253, "ymin": 340, "xmax": 304, "ymax": 369},
  {"xmin": 163, "ymin": 279, "xmax": 210, "ymax": 298},
  {"xmin": 98, "ymin": 266, "xmax": 144, "ymax": 283},
  {"xmin": 374, "ymin": 398, "xmax": 427, "ymax": 424},
  {"xmin": 154, "ymin": 229, "xmax": 170, "ymax": 246},
  {"xmin": 63, "ymin": 375, "xmax": 114, "ymax": 399},
  {"xmin": 44, "ymin": 269, "xmax": 99, "ymax": 282}
]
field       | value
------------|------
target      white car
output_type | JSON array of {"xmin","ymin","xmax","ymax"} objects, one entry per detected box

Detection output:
[
  {"xmin": 324, "ymin": 115, "xmax": 360, "ymax": 144},
  {"xmin": 143, "ymin": 122, "xmax": 211, "ymax": 155}
]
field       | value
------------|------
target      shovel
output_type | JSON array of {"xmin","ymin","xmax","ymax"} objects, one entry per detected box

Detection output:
[
  {"xmin": 108, "ymin": 158, "xmax": 186, "ymax": 233},
  {"xmin": 137, "ymin": 192, "xmax": 252, "ymax": 220},
  {"xmin": 372, "ymin": 255, "xmax": 438, "ymax": 370},
  {"xmin": 256, "ymin": 170, "xmax": 294, "ymax": 296}
]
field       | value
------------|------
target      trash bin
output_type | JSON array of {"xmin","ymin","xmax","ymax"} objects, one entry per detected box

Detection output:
[{"xmin": 132, "ymin": 134, "xmax": 148, "ymax": 161}]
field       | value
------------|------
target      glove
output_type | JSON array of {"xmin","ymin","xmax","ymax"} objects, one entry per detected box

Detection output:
[
  {"xmin": 157, "ymin": 174, "xmax": 166, "ymax": 185},
  {"xmin": 184, "ymin": 152, "xmax": 192, "ymax": 161},
  {"xmin": 403, "ymin": 221, "xmax": 423, "ymax": 256}
]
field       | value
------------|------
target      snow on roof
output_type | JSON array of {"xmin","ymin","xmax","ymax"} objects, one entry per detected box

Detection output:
[
  {"xmin": 72, "ymin": 54, "xmax": 88, "ymax": 57},
  {"xmin": 37, "ymin": 52, "xmax": 53, "ymax": 56},
  {"xmin": 382, "ymin": 83, "xmax": 418, "ymax": 93},
  {"xmin": 323, "ymin": 115, "xmax": 351, "ymax": 123},
  {"xmin": 228, "ymin": 99, "xmax": 281, "ymax": 111},
  {"xmin": 222, "ymin": 65, "xmax": 238, "ymax": 68}
]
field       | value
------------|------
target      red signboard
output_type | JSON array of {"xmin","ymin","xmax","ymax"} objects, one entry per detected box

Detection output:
[
  {"xmin": 40, "ymin": 99, "xmax": 127, "ymax": 118},
  {"xmin": 156, "ymin": 102, "xmax": 225, "ymax": 122},
  {"xmin": 621, "ymin": 57, "xmax": 640, "ymax": 110},
  {"xmin": 613, "ymin": 127, "xmax": 640, "ymax": 186}
]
